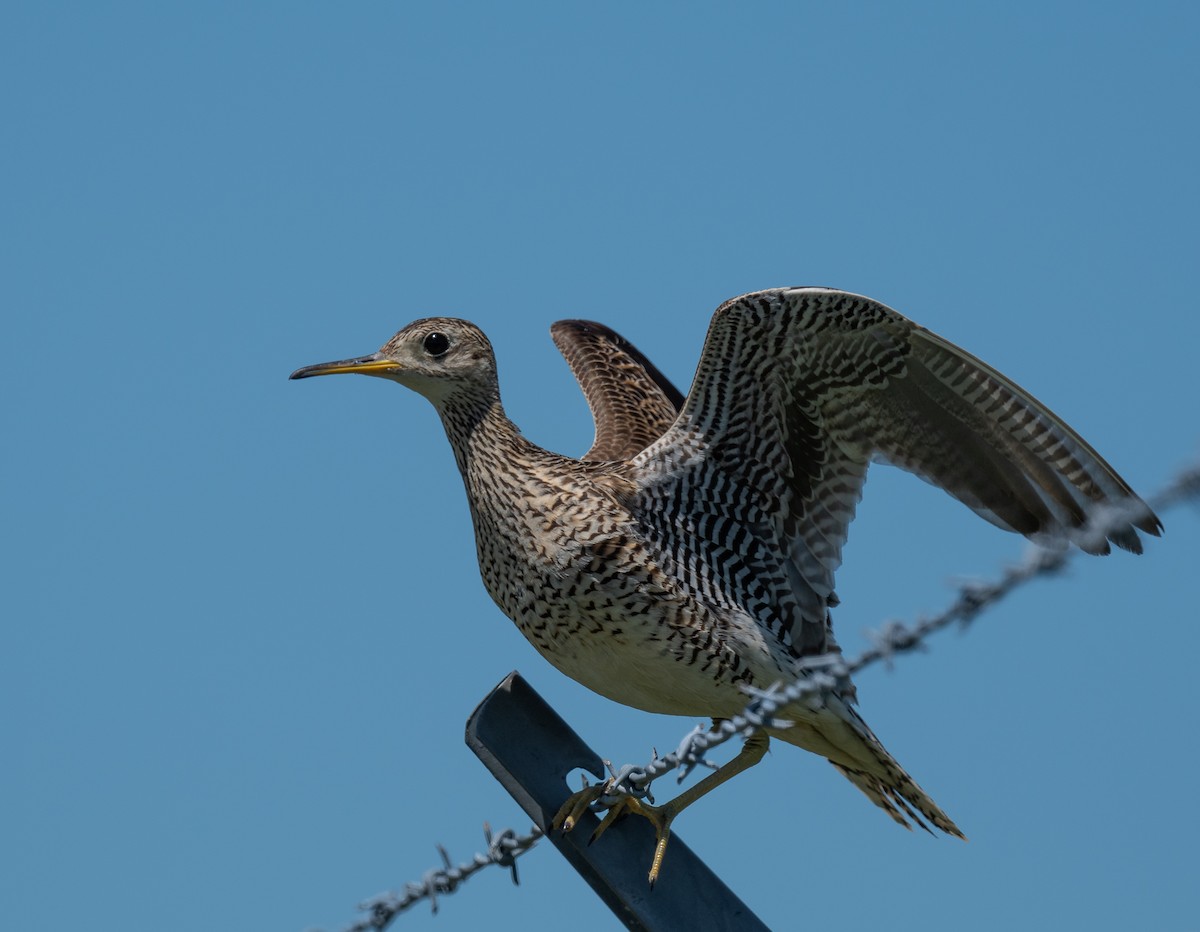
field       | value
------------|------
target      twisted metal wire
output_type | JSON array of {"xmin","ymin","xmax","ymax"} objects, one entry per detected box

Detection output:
[
  {"xmin": 338, "ymin": 459, "xmax": 1199, "ymax": 926},
  {"xmin": 342, "ymin": 823, "xmax": 543, "ymax": 931}
]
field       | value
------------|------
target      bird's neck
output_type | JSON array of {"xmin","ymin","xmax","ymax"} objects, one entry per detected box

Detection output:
[{"xmin": 435, "ymin": 388, "xmax": 531, "ymax": 481}]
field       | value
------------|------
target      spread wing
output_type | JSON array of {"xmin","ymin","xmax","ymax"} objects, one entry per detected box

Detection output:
[
  {"xmin": 631, "ymin": 287, "xmax": 1161, "ymax": 659},
  {"xmin": 551, "ymin": 319, "xmax": 685, "ymax": 461}
]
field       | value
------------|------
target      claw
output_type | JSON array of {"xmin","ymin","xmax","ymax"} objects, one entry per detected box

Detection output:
[
  {"xmin": 556, "ymin": 783, "xmax": 677, "ymax": 884},
  {"xmin": 590, "ymin": 795, "xmax": 676, "ymax": 885},
  {"xmin": 553, "ymin": 732, "xmax": 770, "ymax": 887},
  {"xmin": 552, "ymin": 779, "xmax": 606, "ymax": 834},
  {"xmin": 587, "ymin": 796, "xmax": 628, "ymax": 845}
]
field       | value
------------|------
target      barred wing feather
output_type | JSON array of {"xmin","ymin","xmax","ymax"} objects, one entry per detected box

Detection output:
[
  {"xmin": 632, "ymin": 287, "xmax": 1160, "ymax": 659},
  {"xmin": 550, "ymin": 319, "xmax": 685, "ymax": 462}
]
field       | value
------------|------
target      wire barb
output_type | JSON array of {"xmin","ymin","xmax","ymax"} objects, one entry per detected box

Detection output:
[{"xmin": 339, "ymin": 823, "xmax": 542, "ymax": 931}]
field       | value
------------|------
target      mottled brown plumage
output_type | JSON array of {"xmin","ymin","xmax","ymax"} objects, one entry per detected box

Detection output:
[
  {"xmin": 550, "ymin": 319, "xmax": 685, "ymax": 461},
  {"xmin": 291, "ymin": 287, "xmax": 1160, "ymax": 879}
]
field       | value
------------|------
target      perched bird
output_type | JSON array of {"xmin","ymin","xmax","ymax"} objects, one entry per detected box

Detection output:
[{"xmin": 291, "ymin": 287, "xmax": 1160, "ymax": 883}]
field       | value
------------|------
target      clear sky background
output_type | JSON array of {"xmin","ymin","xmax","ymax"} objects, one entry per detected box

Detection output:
[{"xmin": 4, "ymin": 4, "xmax": 1198, "ymax": 931}]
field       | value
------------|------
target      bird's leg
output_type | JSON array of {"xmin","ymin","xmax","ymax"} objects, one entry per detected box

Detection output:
[{"xmin": 553, "ymin": 730, "xmax": 770, "ymax": 886}]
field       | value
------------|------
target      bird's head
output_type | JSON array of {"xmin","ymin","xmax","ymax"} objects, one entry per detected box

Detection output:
[{"xmin": 289, "ymin": 317, "xmax": 498, "ymax": 406}]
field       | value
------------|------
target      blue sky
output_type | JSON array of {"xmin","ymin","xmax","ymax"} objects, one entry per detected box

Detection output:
[{"xmin": 4, "ymin": 3, "xmax": 1198, "ymax": 930}]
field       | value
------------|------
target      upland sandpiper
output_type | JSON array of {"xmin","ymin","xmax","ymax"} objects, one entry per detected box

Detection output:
[{"xmin": 292, "ymin": 287, "xmax": 1159, "ymax": 883}]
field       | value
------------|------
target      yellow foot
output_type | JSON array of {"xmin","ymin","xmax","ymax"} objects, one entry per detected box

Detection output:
[
  {"xmin": 552, "ymin": 779, "xmax": 676, "ymax": 886},
  {"xmin": 553, "ymin": 731, "xmax": 770, "ymax": 888},
  {"xmin": 592, "ymin": 795, "xmax": 675, "ymax": 887},
  {"xmin": 551, "ymin": 780, "xmax": 608, "ymax": 834}
]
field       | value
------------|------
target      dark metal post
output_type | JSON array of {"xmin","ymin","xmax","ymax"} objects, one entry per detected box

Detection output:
[{"xmin": 465, "ymin": 672, "xmax": 770, "ymax": 931}]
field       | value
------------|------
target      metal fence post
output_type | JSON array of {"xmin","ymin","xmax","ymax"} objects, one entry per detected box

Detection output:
[{"xmin": 465, "ymin": 672, "xmax": 770, "ymax": 931}]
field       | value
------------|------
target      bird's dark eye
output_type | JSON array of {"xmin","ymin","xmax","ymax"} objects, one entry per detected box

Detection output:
[{"xmin": 423, "ymin": 332, "xmax": 450, "ymax": 357}]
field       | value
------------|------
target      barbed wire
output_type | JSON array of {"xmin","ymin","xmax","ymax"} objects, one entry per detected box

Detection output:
[
  {"xmin": 594, "ymin": 461, "xmax": 1200, "ymax": 804},
  {"xmin": 341, "ymin": 822, "xmax": 543, "ymax": 932},
  {"xmin": 345, "ymin": 463, "xmax": 1200, "ymax": 927},
  {"xmin": 338, "ymin": 459, "xmax": 1199, "ymax": 927}
]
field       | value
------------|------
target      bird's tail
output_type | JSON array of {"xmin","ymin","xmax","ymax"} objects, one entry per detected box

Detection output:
[
  {"xmin": 774, "ymin": 700, "xmax": 965, "ymax": 839},
  {"xmin": 828, "ymin": 759, "xmax": 964, "ymax": 838}
]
